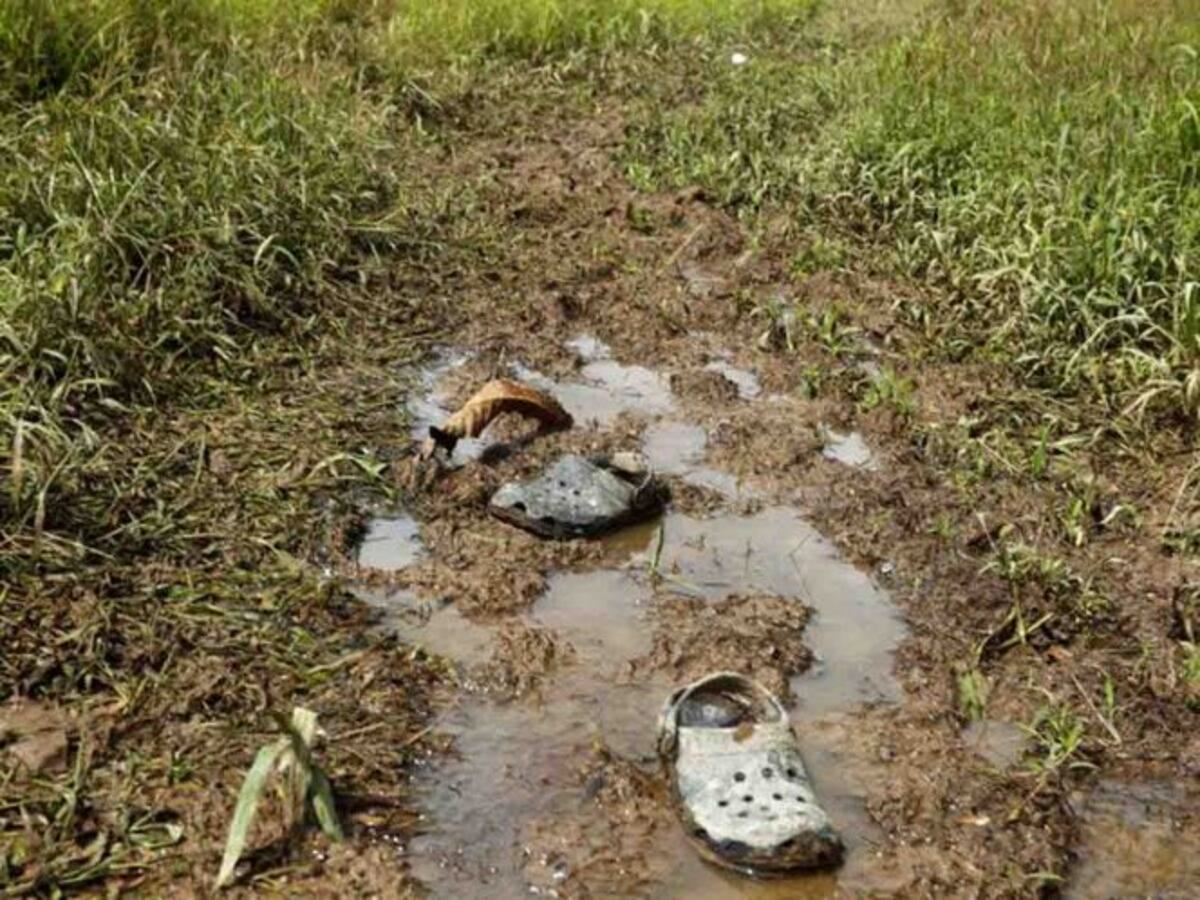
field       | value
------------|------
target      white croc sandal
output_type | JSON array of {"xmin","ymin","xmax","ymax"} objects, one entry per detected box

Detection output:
[{"xmin": 657, "ymin": 672, "xmax": 843, "ymax": 874}]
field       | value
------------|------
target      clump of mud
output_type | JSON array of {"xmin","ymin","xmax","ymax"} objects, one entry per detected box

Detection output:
[
  {"xmin": 671, "ymin": 368, "xmax": 740, "ymax": 404},
  {"xmin": 520, "ymin": 745, "xmax": 674, "ymax": 896},
  {"xmin": 637, "ymin": 594, "xmax": 814, "ymax": 700},
  {"xmin": 474, "ymin": 621, "xmax": 574, "ymax": 698}
]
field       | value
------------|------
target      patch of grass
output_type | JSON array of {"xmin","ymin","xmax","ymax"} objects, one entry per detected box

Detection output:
[
  {"xmin": 1023, "ymin": 698, "xmax": 1093, "ymax": 783},
  {"xmin": 981, "ymin": 541, "xmax": 1113, "ymax": 653},
  {"xmin": 957, "ymin": 666, "xmax": 989, "ymax": 721},
  {"xmin": 857, "ymin": 366, "xmax": 916, "ymax": 417},
  {"xmin": 380, "ymin": 0, "xmax": 821, "ymax": 72},
  {"xmin": 625, "ymin": 0, "xmax": 1200, "ymax": 421},
  {"xmin": 0, "ymin": 15, "xmax": 417, "ymax": 538}
]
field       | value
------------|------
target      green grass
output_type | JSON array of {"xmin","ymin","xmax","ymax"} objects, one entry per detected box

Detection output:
[
  {"xmin": 382, "ymin": 0, "xmax": 818, "ymax": 71},
  {"xmin": 1, "ymin": 54, "xmax": 401, "ymax": 538},
  {"xmin": 625, "ymin": 0, "xmax": 1200, "ymax": 421},
  {"xmin": 0, "ymin": 4, "xmax": 819, "ymax": 890},
  {"xmin": 0, "ymin": 0, "xmax": 820, "ymax": 541}
]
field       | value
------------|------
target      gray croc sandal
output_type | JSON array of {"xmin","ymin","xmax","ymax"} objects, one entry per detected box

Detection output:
[
  {"xmin": 489, "ymin": 453, "xmax": 662, "ymax": 539},
  {"xmin": 657, "ymin": 672, "xmax": 843, "ymax": 875}
]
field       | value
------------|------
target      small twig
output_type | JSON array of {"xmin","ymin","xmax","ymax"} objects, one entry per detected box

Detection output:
[
  {"xmin": 1068, "ymin": 671, "xmax": 1121, "ymax": 745},
  {"xmin": 331, "ymin": 721, "xmax": 387, "ymax": 743},
  {"xmin": 661, "ymin": 224, "xmax": 705, "ymax": 272}
]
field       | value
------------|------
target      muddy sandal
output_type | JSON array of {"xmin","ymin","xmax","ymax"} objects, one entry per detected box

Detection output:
[
  {"xmin": 657, "ymin": 672, "xmax": 843, "ymax": 875},
  {"xmin": 489, "ymin": 453, "xmax": 662, "ymax": 539}
]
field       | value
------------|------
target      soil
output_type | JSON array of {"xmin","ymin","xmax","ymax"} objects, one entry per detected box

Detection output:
[{"xmin": 331, "ymin": 77, "xmax": 1199, "ymax": 899}]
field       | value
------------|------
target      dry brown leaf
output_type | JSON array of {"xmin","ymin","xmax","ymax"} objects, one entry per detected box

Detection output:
[{"xmin": 430, "ymin": 379, "xmax": 571, "ymax": 450}]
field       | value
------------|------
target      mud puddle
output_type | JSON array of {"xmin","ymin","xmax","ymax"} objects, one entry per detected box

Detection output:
[
  {"xmin": 361, "ymin": 341, "xmax": 908, "ymax": 897},
  {"xmin": 390, "ymin": 511, "xmax": 903, "ymax": 898},
  {"xmin": 642, "ymin": 420, "xmax": 744, "ymax": 499},
  {"xmin": 820, "ymin": 426, "xmax": 876, "ymax": 471},
  {"xmin": 355, "ymin": 513, "xmax": 425, "ymax": 571},
  {"xmin": 513, "ymin": 335, "xmax": 674, "ymax": 425}
]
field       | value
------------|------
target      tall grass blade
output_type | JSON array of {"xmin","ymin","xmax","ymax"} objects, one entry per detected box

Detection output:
[{"xmin": 215, "ymin": 738, "xmax": 289, "ymax": 890}]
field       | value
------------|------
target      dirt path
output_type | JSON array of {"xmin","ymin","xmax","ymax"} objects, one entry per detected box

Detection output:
[{"xmin": 335, "ymin": 88, "xmax": 1199, "ymax": 898}]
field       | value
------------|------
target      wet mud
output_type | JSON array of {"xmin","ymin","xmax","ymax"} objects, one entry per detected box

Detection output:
[
  {"xmin": 1066, "ymin": 778, "xmax": 1199, "ymax": 898},
  {"xmin": 333, "ymin": 107, "xmax": 1199, "ymax": 894},
  {"xmin": 351, "ymin": 340, "xmax": 909, "ymax": 897}
]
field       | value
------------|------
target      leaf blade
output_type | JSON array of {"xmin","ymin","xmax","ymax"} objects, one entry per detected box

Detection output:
[{"xmin": 215, "ymin": 738, "xmax": 289, "ymax": 890}]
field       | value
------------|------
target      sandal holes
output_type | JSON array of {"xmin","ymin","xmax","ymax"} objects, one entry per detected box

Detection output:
[
  {"xmin": 717, "ymin": 800, "xmax": 729, "ymax": 808},
  {"xmin": 733, "ymin": 771, "xmax": 746, "ymax": 782},
  {"xmin": 772, "ymin": 793, "xmax": 783, "ymax": 801},
  {"xmin": 785, "ymin": 767, "xmax": 799, "ymax": 779},
  {"xmin": 762, "ymin": 767, "xmax": 774, "ymax": 779},
  {"xmin": 742, "ymin": 795, "xmax": 753, "ymax": 803},
  {"xmin": 737, "ymin": 811, "xmax": 749, "ymax": 818}
]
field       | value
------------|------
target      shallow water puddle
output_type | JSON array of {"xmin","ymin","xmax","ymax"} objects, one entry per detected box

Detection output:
[
  {"xmin": 820, "ymin": 427, "xmax": 877, "ymax": 472},
  {"xmin": 641, "ymin": 420, "xmax": 745, "ymax": 499},
  {"xmin": 407, "ymin": 570, "xmax": 666, "ymax": 898},
  {"xmin": 647, "ymin": 508, "xmax": 904, "ymax": 718},
  {"xmin": 355, "ymin": 514, "xmax": 425, "ymax": 571},
  {"xmin": 512, "ymin": 335, "xmax": 675, "ymax": 425},
  {"xmin": 642, "ymin": 421, "xmax": 707, "ymax": 474},
  {"xmin": 399, "ymin": 509, "xmax": 905, "ymax": 898},
  {"xmin": 384, "ymin": 340, "xmax": 908, "ymax": 897}
]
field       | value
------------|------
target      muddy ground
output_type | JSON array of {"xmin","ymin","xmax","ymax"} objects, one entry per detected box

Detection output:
[
  {"xmin": 332, "ymin": 83, "xmax": 1197, "ymax": 899},
  {"xmin": 4, "ymin": 46, "xmax": 1198, "ymax": 900}
]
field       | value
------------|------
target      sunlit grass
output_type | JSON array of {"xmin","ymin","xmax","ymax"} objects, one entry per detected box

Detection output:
[
  {"xmin": 625, "ymin": 0, "xmax": 1200, "ymax": 420},
  {"xmin": 3, "ymin": 0, "xmax": 814, "ymax": 533}
]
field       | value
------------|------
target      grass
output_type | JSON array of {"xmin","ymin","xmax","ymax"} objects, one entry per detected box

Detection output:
[
  {"xmin": 4, "ymin": 0, "xmax": 1199, "ymax": 891},
  {"xmin": 0, "ymin": 0, "xmax": 820, "ymax": 540},
  {"xmin": 625, "ymin": 0, "xmax": 1200, "ymax": 422},
  {"xmin": 381, "ymin": 0, "xmax": 818, "ymax": 71},
  {"xmin": 0, "ymin": 1, "xmax": 818, "ymax": 891}
]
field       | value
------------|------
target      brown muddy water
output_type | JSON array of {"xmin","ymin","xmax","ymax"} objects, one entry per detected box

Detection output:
[
  {"xmin": 1066, "ymin": 779, "xmax": 1200, "ymax": 898},
  {"xmin": 355, "ymin": 337, "xmax": 909, "ymax": 897}
]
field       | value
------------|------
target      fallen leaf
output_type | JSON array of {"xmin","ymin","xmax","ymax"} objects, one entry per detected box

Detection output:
[
  {"xmin": 430, "ymin": 379, "xmax": 571, "ymax": 451},
  {"xmin": 0, "ymin": 700, "xmax": 70, "ymax": 774}
]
